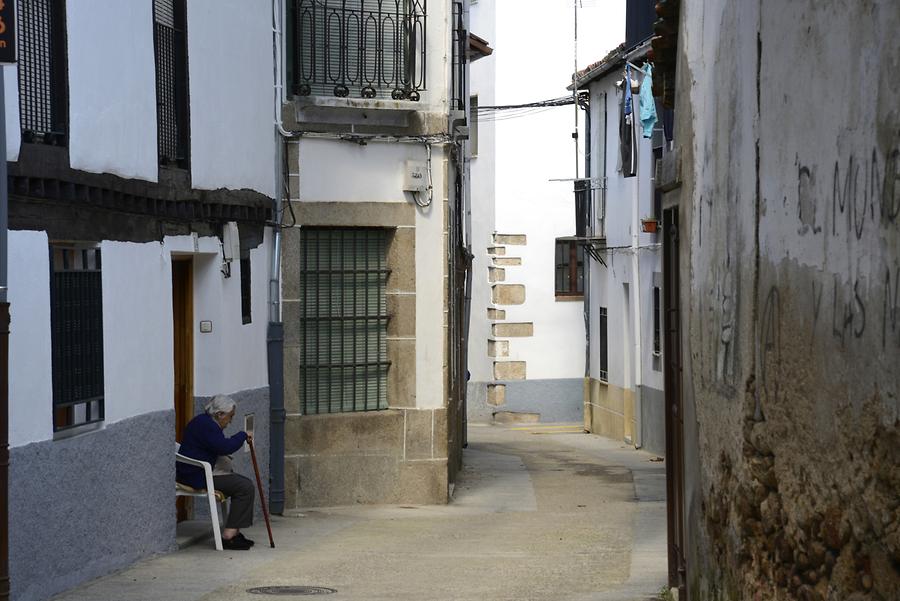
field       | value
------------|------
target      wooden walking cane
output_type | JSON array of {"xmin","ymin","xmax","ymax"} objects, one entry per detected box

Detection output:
[{"xmin": 248, "ymin": 438, "xmax": 275, "ymax": 548}]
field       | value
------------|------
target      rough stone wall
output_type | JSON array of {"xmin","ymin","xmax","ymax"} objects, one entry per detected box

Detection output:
[{"xmin": 677, "ymin": 1, "xmax": 900, "ymax": 599}]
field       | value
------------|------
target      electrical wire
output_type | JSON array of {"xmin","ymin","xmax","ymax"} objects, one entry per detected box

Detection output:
[{"xmin": 476, "ymin": 95, "xmax": 575, "ymax": 112}]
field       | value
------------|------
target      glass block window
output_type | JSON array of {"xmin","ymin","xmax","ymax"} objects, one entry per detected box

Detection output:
[
  {"xmin": 18, "ymin": 0, "xmax": 67, "ymax": 145},
  {"xmin": 153, "ymin": 0, "xmax": 189, "ymax": 167},
  {"xmin": 50, "ymin": 244, "xmax": 105, "ymax": 432},
  {"xmin": 299, "ymin": 228, "xmax": 390, "ymax": 414}
]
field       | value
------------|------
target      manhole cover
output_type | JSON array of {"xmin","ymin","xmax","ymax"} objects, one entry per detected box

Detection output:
[{"xmin": 247, "ymin": 586, "xmax": 337, "ymax": 596}]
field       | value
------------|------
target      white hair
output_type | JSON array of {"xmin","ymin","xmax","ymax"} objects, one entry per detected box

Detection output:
[{"xmin": 204, "ymin": 394, "xmax": 236, "ymax": 417}]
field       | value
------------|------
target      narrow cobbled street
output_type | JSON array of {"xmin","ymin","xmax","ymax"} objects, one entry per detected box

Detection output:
[{"xmin": 50, "ymin": 424, "xmax": 666, "ymax": 601}]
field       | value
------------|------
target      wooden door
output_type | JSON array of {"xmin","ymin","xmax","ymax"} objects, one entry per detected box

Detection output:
[
  {"xmin": 172, "ymin": 258, "xmax": 193, "ymax": 522},
  {"xmin": 663, "ymin": 207, "xmax": 687, "ymax": 597}
]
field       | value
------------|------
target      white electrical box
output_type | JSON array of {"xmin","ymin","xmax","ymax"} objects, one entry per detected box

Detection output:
[
  {"xmin": 222, "ymin": 221, "xmax": 240, "ymax": 261},
  {"xmin": 404, "ymin": 161, "xmax": 427, "ymax": 193}
]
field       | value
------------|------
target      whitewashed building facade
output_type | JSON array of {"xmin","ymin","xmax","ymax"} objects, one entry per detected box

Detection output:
[{"xmin": 6, "ymin": 2, "xmax": 276, "ymax": 600}]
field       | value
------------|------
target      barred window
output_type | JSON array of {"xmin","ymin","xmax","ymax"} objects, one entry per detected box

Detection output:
[
  {"xmin": 598, "ymin": 307, "xmax": 608, "ymax": 382},
  {"xmin": 153, "ymin": 0, "xmax": 189, "ymax": 167},
  {"xmin": 50, "ymin": 244, "xmax": 105, "ymax": 432},
  {"xmin": 653, "ymin": 286, "xmax": 661, "ymax": 355},
  {"xmin": 18, "ymin": 0, "xmax": 67, "ymax": 145},
  {"xmin": 240, "ymin": 255, "xmax": 252, "ymax": 325},
  {"xmin": 555, "ymin": 239, "xmax": 584, "ymax": 297},
  {"xmin": 299, "ymin": 228, "xmax": 390, "ymax": 414}
]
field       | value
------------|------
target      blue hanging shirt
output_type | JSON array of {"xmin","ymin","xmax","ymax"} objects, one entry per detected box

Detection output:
[{"xmin": 639, "ymin": 63, "xmax": 657, "ymax": 139}]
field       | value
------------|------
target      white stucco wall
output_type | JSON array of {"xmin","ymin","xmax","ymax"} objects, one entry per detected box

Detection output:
[
  {"xmin": 188, "ymin": 0, "xmax": 276, "ymax": 197},
  {"xmin": 296, "ymin": 138, "xmax": 447, "ymax": 410},
  {"xmin": 189, "ymin": 231, "xmax": 271, "ymax": 397},
  {"xmin": 586, "ymin": 73, "xmax": 664, "ymax": 393},
  {"xmin": 4, "ymin": 1, "xmax": 276, "ymax": 197},
  {"xmin": 467, "ymin": 0, "xmax": 497, "ymax": 384},
  {"xmin": 8, "ymin": 231, "xmax": 54, "ymax": 447},
  {"xmin": 490, "ymin": 1, "xmax": 587, "ymax": 381},
  {"xmin": 67, "ymin": 0, "xmax": 158, "ymax": 181},
  {"xmin": 4, "ymin": 65, "xmax": 20, "ymax": 161},
  {"xmin": 101, "ymin": 241, "xmax": 175, "ymax": 422},
  {"xmin": 8, "ymin": 232, "xmax": 272, "ymax": 447}
]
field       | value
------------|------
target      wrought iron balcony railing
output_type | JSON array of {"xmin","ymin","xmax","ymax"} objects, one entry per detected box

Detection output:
[{"xmin": 292, "ymin": 0, "xmax": 427, "ymax": 101}]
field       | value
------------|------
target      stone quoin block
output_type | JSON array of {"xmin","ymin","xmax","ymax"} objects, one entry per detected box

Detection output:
[
  {"xmin": 493, "ymin": 257, "xmax": 522, "ymax": 267},
  {"xmin": 494, "ymin": 361, "xmax": 526, "ymax": 380},
  {"xmin": 492, "ymin": 284, "xmax": 525, "ymax": 305},
  {"xmin": 487, "ymin": 307, "xmax": 506, "ymax": 320},
  {"xmin": 488, "ymin": 339, "xmax": 510, "ymax": 357},
  {"xmin": 492, "ymin": 322, "xmax": 533, "ymax": 337},
  {"xmin": 487, "ymin": 384, "xmax": 506, "ymax": 406},
  {"xmin": 487, "ymin": 246, "xmax": 506, "ymax": 256},
  {"xmin": 492, "ymin": 234, "xmax": 527, "ymax": 245},
  {"xmin": 488, "ymin": 267, "xmax": 506, "ymax": 283}
]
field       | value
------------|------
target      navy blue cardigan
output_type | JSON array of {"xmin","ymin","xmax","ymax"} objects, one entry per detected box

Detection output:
[{"xmin": 176, "ymin": 413, "xmax": 248, "ymax": 489}]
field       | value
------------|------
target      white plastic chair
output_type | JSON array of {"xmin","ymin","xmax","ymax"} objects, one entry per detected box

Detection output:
[{"xmin": 175, "ymin": 442, "xmax": 226, "ymax": 551}]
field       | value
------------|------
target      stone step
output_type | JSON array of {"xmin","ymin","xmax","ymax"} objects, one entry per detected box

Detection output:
[{"xmin": 492, "ymin": 411, "xmax": 541, "ymax": 425}]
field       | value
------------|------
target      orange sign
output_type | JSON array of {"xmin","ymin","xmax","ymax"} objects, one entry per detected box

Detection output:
[{"xmin": 0, "ymin": 0, "xmax": 15, "ymax": 64}]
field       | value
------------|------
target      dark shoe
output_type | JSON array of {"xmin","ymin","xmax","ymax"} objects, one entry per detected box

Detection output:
[
  {"xmin": 235, "ymin": 532, "xmax": 255, "ymax": 547},
  {"xmin": 222, "ymin": 536, "xmax": 252, "ymax": 551}
]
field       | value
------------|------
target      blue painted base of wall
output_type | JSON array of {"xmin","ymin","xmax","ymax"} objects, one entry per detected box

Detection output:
[
  {"xmin": 9, "ymin": 410, "xmax": 176, "ymax": 601},
  {"xmin": 192, "ymin": 386, "xmax": 270, "ymax": 521},
  {"xmin": 467, "ymin": 378, "xmax": 584, "ymax": 424}
]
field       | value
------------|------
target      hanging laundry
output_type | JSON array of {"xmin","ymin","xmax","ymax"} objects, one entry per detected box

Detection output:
[
  {"xmin": 639, "ymin": 63, "xmax": 657, "ymax": 139},
  {"xmin": 619, "ymin": 64, "xmax": 637, "ymax": 178},
  {"xmin": 662, "ymin": 107, "xmax": 675, "ymax": 143}
]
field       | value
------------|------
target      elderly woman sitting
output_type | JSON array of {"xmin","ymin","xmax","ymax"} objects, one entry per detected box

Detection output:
[{"xmin": 177, "ymin": 395, "xmax": 256, "ymax": 551}]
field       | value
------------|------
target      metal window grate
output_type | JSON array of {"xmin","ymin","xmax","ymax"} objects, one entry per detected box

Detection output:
[
  {"xmin": 292, "ymin": 0, "xmax": 426, "ymax": 101},
  {"xmin": 653, "ymin": 286, "xmax": 661, "ymax": 355},
  {"xmin": 241, "ymin": 256, "xmax": 252, "ymax": 325},
  {"xmin": 154, "ymin": 0, "xmax": 189, "ymax": 167},
  {"xmin": 450, "ymin": 1, "xmax": 465, "ymax": 111},
  {"xmin": 18, "ymin": 0, "xmax": 67, "ymax": 144},
  {"xmin": 555, "ymin": 240, "xmax": 584, "ymax": 296},
  {"xmin": 598, "ymin": 307, "xmax": 608, "ymax": 381},
  {"xmin": 299, "ymin": 228, "xmax": 390, "ymax": 414},
  {"xmin": 50, "ymin": 245, "xmax": 105, "ymax": 432}
]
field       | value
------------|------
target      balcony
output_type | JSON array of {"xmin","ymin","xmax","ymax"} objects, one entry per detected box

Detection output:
[{"xmin": 291, "ymin": 0, "xmax": 427, "ymax": 102}]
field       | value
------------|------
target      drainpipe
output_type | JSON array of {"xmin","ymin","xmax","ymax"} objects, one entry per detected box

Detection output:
[
  {"xmin": 0, "ymin": 73, "xmax": 10, "ymax": 601},
  {"xmin": 266, "ymin": 0, "xmax": 293, "ymax": 515},
  {"xmin": 582, "ymin": 92, "xmax": 591, "ymax": 378},
  {"xmin": 631, "ymin": 128, "xmax": 643, "ymax": 449}
]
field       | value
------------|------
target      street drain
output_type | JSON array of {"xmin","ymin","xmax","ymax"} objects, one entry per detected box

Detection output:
[{"xmin": 247, "ymin": 586, "xmax": 337, "ymax": 596}]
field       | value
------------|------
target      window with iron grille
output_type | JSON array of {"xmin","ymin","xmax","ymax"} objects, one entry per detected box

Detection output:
[
  {"xmin": 653, "ymin": 285, "xmax": 661, "ymax": 355},
  {"xmin": 18, "ymin": 0, "xmax": 68, "ymax": 145},
  {"xmin": 598, "ymin": 306, "xmax": 608, "ymax": 381},
  {"xmin": 299, "ymin": 228, "xmax": 390, "ymax": 414},
  {"xmin": 240, "ymin": 255, "xmax": 252, "ymax": 325},
  {"xmin": 153, "ymin": 0, "xmax": 189, "ymax": 167},
  {"xmin": 291, "ymin": 0, "xmax": 427, "ymax": 101},
  {"xmin": 50, "ymin": 244, "xmax": 105, "ymax": 432},
  {"xmin": 555, "ymin": 239, "xmax": 584, "ymax": 297}
]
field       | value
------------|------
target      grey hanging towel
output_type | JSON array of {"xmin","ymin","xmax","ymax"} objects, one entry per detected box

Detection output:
[{"xmin": 620, "ymin": 65, "xmax": 637, "ymax": 178}]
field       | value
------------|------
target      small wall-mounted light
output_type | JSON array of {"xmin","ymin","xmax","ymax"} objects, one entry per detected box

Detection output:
[{"xmin": 221, "ymin": 222, "xmax": 240, "ymax": 278}]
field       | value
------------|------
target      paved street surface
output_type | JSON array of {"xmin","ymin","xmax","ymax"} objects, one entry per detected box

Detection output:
[{"xmin": 51, "ymin": 424, "xmax": 667, "ymax": 601}]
